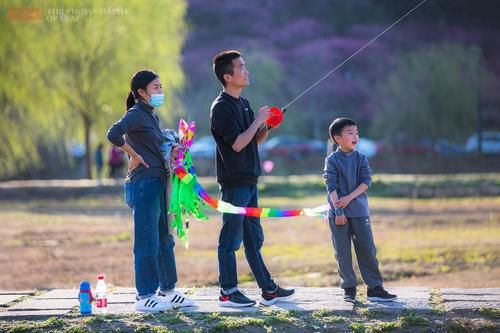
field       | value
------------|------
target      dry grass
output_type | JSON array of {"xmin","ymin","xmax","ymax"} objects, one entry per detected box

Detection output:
[{"xmin": 0, "ymin": 195, "xmax": 498, "ymax": 290}]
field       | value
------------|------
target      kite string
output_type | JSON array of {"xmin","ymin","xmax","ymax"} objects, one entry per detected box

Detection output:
[{"xmin": 282, "ymin": 0, "xmax": 428, "ymax": 110}]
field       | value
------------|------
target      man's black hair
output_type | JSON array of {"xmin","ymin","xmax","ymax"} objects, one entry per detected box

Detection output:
[{"xmin": 213, "ymin": 50, "xmax": 242, "ymax": 87}]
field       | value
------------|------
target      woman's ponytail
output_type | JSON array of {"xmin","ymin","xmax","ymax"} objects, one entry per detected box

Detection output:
[{"xmin": 126, "ymin": 91, "xmax": 136, "ymax": 110}]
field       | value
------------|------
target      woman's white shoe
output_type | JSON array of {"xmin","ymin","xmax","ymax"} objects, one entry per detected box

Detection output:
[
  {"xmin": 135, "ymin": 294, "xmax": 172, "ymax": 312},
  {"xmin": 159, "ymin": 290, "xmax": 194, "ymax": 308}
]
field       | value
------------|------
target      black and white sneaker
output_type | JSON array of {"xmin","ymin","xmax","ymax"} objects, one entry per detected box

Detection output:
[
  {"xmin": 260, "ymin": 286, "xmax": 295, "ymax": 306},
  {"xmin": 135, "ymin": 294, "xmax": 172, "ymax": 313},
  {"xmin": 159, "ymin": 290, "xmax": 194, "ymax": 308},
  {"xmin": 343, "ymin": 287, "xmax": 356, "ymax": 303},
  {"xmin": 218, "ymin": 290, "xmax": 256, "ymax": 307},
  {"xmin": 367, "ymin": 286, "xmax": 397, "ymax": 302}
]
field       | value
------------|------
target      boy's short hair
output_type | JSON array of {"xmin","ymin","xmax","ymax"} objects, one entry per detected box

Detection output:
[
  {"xmin": 213, "ymin": 50, "xmax": 242, "ymax": 87},
  {"xmin": 329, "ymin": 118, "xmax": 357, "ymax": 144}
]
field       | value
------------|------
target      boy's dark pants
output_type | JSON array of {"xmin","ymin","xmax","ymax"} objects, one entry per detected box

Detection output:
[{"xmin": 328, "ymin": 216, "xmax": 383, "ymax": 289}]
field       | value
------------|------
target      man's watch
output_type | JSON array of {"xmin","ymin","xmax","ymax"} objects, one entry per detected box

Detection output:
[{"xmin": 334, "ymin": 207, "xmax": 344, "ymax": 216}]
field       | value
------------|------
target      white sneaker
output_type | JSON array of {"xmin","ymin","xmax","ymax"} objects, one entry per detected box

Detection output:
[
  {"xmin": 159, "ymin": 290, "xmax": 194, "ymax": 308},
  {"xmin": 135, "ymin": 294, "xmax": 172, "ymax": 313}
]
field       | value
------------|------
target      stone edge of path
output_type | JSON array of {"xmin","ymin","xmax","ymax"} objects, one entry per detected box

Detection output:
[{"xmin": 0, "ymin": 287, "xmax": 499, "ymax": 320}]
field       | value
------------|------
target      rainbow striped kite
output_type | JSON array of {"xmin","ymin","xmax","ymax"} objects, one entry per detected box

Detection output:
[{"xmin": 166, "ymin": 119, "xmax": 329, "ymax": 246}]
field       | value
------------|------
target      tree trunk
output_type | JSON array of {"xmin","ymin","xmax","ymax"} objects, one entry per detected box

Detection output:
[
  {"xmin": 83, "ymin": 115, "xmax": 93, "ymax": 179},
  {"xmin": 476, "ymin": 88, "xmax": 482, "ymax": 154}
]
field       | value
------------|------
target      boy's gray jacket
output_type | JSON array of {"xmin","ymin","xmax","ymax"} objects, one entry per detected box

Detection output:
[{"xmin": 323, "ymin": 149, "xmax": 372, "ymax": 218}]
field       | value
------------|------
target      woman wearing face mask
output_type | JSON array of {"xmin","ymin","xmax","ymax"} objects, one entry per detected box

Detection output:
[{"xmin": 107, "ymin": 70, "xmax": 194, "ymax": 312}]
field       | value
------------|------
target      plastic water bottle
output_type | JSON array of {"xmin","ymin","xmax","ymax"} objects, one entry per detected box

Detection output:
[
  {"xmin": 95, "ymin": 275, "xmax": 108, "ymax": 314},
  {"xmin": 78, "ymin": 280, "xmax": 93, "ymax": 315}
]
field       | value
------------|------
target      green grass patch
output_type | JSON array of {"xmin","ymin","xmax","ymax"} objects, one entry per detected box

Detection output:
[
  {"xmin": 262, "ymin": 310, "xmax": 298, "ymax": 325},
  {"xmin": 349, "ymin": 322, "xmax": 367, "ymax": 333},
  {"xmin": 311, "ymin": 308, "xmax": 345, "ymax": 323},
  {"xmin": 209, "ymin": 315, "xmax": 265, "ymax": 332},
  {"xmin": 477, "ymin": 306, "xmax": 500, "ymax": 319},
  {"xmin": 134, "ymin": 324, "xmax": 174, "ymax": 333},
  {"xmin": 6, "ymin": 324, "xmax": 33, "ymax": 333},
  {"xmin": 429, "ymin": 289, "xmax": 447, "ymax": 313},
  {"xmin": 155, "ymin": 312, "xmax": 188, "ymax": 325},
  {"xmin": 398, "ymin": 311, "xmax": 429, "ymax": 327},
  {"xmin": 39, "ymin": 316, "xmax": 66, "ymax": 328},
  {"xmin": 369, "ymin": 320, "xmax": 402, "ymax": 332},
  {"xmin": 63, "ymin": 326, "xmax": 90, "ymax": 333},
  {"xmin": 443, "ymin": 321, "xmax": 470, "ymax": 333},
  {"xmin": 205, "ymin": 312, "xmax": 222, "ymax": 323},
  {"xmin": 380, "ymin": 246, "xmax": 499, "ymax": 268},
  {"xmin": 1, "ymin": 307, "xmax": 499, "ymax": 333},
  {"xmin": 82, "ymin": 315, "xmax": 106, "ymax": 325},
  {"xmin": 358, "ymin": 308, "xmax": 380, "ymax": 319},
  {"xmin": 5, "ymin": 317, "xmax": 68, "ymax": 333},
  {"xmin": 255, "ymin": 173, "xmax": 500, "ymax": 198},
  {"xmin": 312, "ymin": 308, "xmax": 333, "ymax": 318}
]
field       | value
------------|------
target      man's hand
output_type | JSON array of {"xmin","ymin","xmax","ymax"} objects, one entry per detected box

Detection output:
[
  {"xmin": 232, "ymin": 106, "xmax": 272, "ymax": 152},
  {"xmin": 335, "ymin": 214, "xmax": 347, "ymax": 226},
  {"xmin": 256, "ymin": 105, "xmax": 271, "ymax": 125},
  {"xmin": 267, "ymin": 121, "xmax": 281, "ymax": 130},
  {"xmin": 334, "ymin": 195, "xmax": 352, "ymax": 209},
  {"xmin": 128, "ymin": 153, "xmax": 149, "ymax": 172}
]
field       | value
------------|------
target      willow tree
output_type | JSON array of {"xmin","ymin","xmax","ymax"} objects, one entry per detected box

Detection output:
[
  {"xmin": 1, "ymin": 0, "xmax": 186, "ymax": 178},
  {"xmin": 372, "ymin": 43, "xmax": 488, "ymax": 144}
]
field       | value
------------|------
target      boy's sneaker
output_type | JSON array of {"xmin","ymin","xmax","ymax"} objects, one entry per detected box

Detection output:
[
  {"xmin": 260, "ymin": 286, "xmax": 295, "ymax": 306},
  {"xmin": 367, "ymin": 286, "xmax": 397, "ymax": 302},
  {"xmin": 135, "ymin": 294, "xmax": 172, "ymax": 313},
  {"xmin": 218, "ymin": 290, "xmax": 256, "ymax": 307},
  {"xmin": 158, "ymin": 290, "xmax": 194, "ymax": 308},
  {"xmin": 343, "ymin": 287, "xmax": 356, "ymax": 303}
]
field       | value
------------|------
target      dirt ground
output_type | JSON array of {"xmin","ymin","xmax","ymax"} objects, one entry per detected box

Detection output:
[{"xmin": 0, "ymin": 195, "xmax": 498, "ymax": 291}]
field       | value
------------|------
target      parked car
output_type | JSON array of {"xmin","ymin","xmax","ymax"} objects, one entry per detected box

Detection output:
[
  {"xmin": 434, "ymin": 139, "xmax": 466, "ymax": 156},
  {"xmin": 465, "ymin": 131, "xmax": 500, "ymax": 154},
  {"xmin": 376, "ymin": 138, "xmax": 434, "ymax": 155},
  {"xmin": 189, "ymin": 135, "xmax": 216, "ymax": 159},
  {"xmin": 356, "ymin": 138, "xmax": 378, "ymax": 158},
  {"xmin": 260, "ymin": 135, "xmax": 326, "ymax": 159},
  {"xmin": 394, "ymin": 139, "xmax": 434, "ymax": 154},
  {"xmin": 326, "ymin": 138, "xmax": 378, "ymax": 158}
]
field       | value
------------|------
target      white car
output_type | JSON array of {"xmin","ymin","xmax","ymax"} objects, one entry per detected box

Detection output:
[
  {"xmin": 189, "ymin": 135, "xmax": 216, "ymax": 159},
  {"xmin": 465, "ymin": 132, "xmax": 500, "ymax": 154},
  {"xmin": 356, "ymin": 138, "xmax": 378, "ymax": 158}
]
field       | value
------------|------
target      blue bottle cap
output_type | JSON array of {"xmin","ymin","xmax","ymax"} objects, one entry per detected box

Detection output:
[{"xmin": 79, "ymin": 280, "xmax": 91, "ymax": 290}]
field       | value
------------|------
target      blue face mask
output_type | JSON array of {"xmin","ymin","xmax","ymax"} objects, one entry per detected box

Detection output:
[{"xmin": 149, "ymin": 93, "xmax": 165, "ymax": 108}]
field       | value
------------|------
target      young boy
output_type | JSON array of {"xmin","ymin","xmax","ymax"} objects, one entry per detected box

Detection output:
[{"xmin": 323, "ymin": 117, "xmax": 396, "ymax": 303}]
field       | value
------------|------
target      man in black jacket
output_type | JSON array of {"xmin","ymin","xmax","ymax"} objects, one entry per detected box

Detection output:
[{"xmin": 210, "ymin": 50, "xmax": 295, "ymax": 307}]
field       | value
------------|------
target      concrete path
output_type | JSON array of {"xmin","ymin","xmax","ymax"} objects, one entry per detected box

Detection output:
[{"xmin": 0, "ymin": 287, "xmax": 498, "ymax": 319}]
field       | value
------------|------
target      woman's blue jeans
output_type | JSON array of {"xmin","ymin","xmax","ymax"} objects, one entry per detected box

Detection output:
[{"xmin": 124, "ymin": 176, "xmax": 177, "ymax": 298}]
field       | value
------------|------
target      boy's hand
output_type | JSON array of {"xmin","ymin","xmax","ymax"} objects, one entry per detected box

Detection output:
[
  {"xmin": 170, "ymin": 145, "xmax": 181, "ymax": 160},
  {"xmin": 334, "ymin": 195, "xmax": 352, "ymax": 208},
  {"xmin": 335, "ymin": 214, "xmax": 347, "ymax": 226}
]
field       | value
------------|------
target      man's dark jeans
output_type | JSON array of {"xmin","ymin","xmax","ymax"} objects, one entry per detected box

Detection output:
[{"xmin": 218, "ymin": 184, "xmax": 277, "ymax": 293}]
